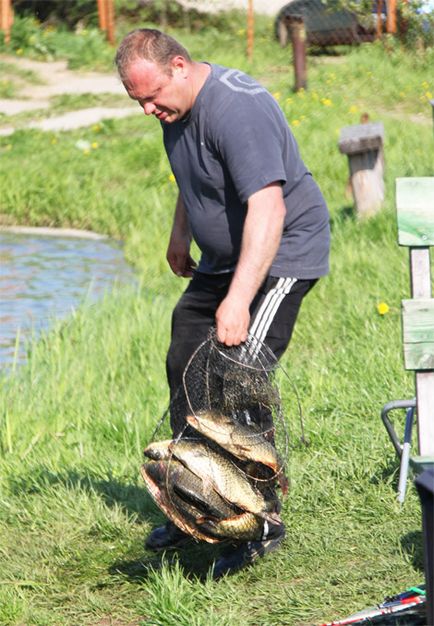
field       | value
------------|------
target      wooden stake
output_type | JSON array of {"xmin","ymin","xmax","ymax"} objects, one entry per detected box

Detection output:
[
  {"xmin": 247, "ymin": 0, "xmax": 254, "ymax": 62},
  {"xmin": 386, "ymin": 0, "xmax": 397, "ymax": 34},
  {"xmin": 0, "ymin": 0, "xmax": 13, "ymax": 45},
  {"xmin": 96, "ymin": 0, "xmax": 115, "ymax": 46},
  {"xmin": 376, "ymin": 0, "xmax": 383, "ymax": 39},
  {"xmin": 97, "ymin": 0, "xmax": 107, "ymax": 32},
  {"xmin": 105, "ymin": 0, "xmax": 115, "ymax": 46},
  {"xmin": 289, "ymin": 16, "xmax": 307, "ymax": 92}
]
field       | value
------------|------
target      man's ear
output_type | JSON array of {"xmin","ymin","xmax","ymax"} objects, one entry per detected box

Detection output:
[{"xmin": 171, "ymin": 55, "xmax": 188, "ymax": 77}]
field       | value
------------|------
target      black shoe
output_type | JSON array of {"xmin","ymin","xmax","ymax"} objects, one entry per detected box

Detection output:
[
  {"xmin": 212, "ymin": 524, "xmax": 285, "ymax": 579},
  {"xmin": 145, "ymin": 522, "xmax": 191, "ymax": 551}
]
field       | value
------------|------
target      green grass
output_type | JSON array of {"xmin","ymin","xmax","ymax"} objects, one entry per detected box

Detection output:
[{"xmin": 0, "ymin": 18, "xmax": 433, "ymax": 626}]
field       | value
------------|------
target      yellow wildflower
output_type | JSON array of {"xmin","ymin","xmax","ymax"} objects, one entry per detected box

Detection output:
[
  {"xmin": 273, "ymin": 92, "xmax": 281, "ymax": 101},
  {"xmin": 422, "ymin": 81, "xmax": 429, "ymax": 89},
  {"xmin": 297, "ymin": 88, "xmax": 305, "ymax": 98},
  {"xmin": 169, "ymin": 173, "xmax": 176, "ymax": 183},
  {"xmin": 92, "ymin": 124, "xmax": 102, "ymax": 132},
  {"xmin": 285, "ymin": 97, "xmax": 293, "ymax": 105},
  {"xmin": 91, "ymin": 142, "xmax": 99, "ymax": 149},
  {"xmin": 292, "ymin": 119, "xmax": 301, "ymax": 127},
  {"xmin": 349, "ymin": 105, "xmax": 358, "ymax": 114},
  {"xmin": 377, "ymin": 302, "xmax": 390, "ymax": 315},
  {"xmin": 321, "ymin": 98, "xmax": 332, "ymax": 107},
  {"xmin": 425, "ymin": 91, "xmax": 433, "ymax": 100},
  {"xmin": 237, "ymin": 29, "xmax": 245, "ymax": 36}
]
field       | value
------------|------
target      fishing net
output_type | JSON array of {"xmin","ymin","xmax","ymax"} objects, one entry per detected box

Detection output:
[
  {"xmin": 176, "ymin": 328, "xmax": 286, "ymax": 449},
  {"xmin": 144, "ymin": 329, "xmax": 292, "ymax": 543}
]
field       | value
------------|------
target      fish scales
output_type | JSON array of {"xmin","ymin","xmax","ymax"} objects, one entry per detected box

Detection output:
[
  {"xmin": 169, "ymin": 439, "xmax": 281, "ymax": 524},
  {"xmin": 186, "ymin": 411, "xmax": 289, "ymax": 495},
  {"xmin": 141, "ymin": 461, "xmax": 218, "ymax": 543}
]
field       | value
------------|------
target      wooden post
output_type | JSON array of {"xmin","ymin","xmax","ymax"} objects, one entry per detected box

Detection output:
[
  {"xmin": 96, "ymin": 0, "xmax": 115, "ymax": 45},
  {"xmin": 97, "ymin": 0, "xmax": 107, "ymax": 31},
  {"xmin": 247, "ymin": 0, "xmax": 254, "ymax": 62},
  {"xmin": 386, "ymin": 0, "xmax": 397, "ymax": 34},
  {"xmin": 376, "ymin": 0, "xmax": 383, "ymax": 39},
  {"xmin": 288, "ymin": 16, "xmax": 307, "ymax": 92},
  {"xmin": 0, "ymin": 0, "xmax": 13, "ymax": 45},
  {"xmin": 105, "ymin": 0, "xmax": 115, "ymax": 46},
  {"xmin": 338, "ymin": 122, "xmax": 385, "ymax": 218}
]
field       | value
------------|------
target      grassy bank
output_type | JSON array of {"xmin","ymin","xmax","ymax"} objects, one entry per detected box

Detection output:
[{"xmin": 0, "ymin": 20, "xmax": 433, "ymax": 626}]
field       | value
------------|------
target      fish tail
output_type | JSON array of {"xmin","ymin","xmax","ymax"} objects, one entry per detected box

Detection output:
[{"xmin": 258, "ymin": 510, "xmax": 282, "ymax": 526}]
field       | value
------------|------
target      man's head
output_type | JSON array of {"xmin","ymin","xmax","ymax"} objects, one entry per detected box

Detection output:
[{"xmin": 115, "ymin": 29, "xmax": 194, "ymax": 124}]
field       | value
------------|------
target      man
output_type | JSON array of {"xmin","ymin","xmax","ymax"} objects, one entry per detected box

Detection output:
[{"xmin": 115, "ymin": 29, "xmax": 330, "ymax": 578}]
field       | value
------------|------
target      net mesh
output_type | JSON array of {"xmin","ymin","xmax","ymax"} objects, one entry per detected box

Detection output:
[{"xmin": 144, "ymin": 330, "xmax": 291, "ymax": 542}]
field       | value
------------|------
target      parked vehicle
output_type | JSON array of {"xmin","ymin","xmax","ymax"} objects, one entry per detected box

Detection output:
[{"xmin": 275, "ymin": 0, "xmax": 382, "ymax": 47}]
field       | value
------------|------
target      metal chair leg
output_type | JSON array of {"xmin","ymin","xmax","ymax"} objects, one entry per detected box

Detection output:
[{"xmin": 381, "ymin": 398, "xmax": 416, "ymax": 458}]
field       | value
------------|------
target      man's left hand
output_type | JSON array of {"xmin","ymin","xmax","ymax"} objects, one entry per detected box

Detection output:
[{"xmin": 215, "ymin": 296, "xmax": 250, "ymax": 346}]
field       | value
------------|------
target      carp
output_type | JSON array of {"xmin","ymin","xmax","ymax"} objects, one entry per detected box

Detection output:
[
  {"xmin": 141, "ymin": 460, "xmax": 219, "ymax": 544},
  {"xmin": 169, "ymin": 439, "xmax": 281, "ymax": 525},
  {"xmin": 142, "ymin": 460, "xmax": 263, "ymax": 542},
  {"xmin": 186, "ymin": 411, "xmax": 288, "ymax": 495}
]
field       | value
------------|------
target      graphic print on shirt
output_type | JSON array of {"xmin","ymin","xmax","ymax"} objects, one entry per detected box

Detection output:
[{"xmin": 219, "ymin": 69, "xmax": 267, "ymax": 95}]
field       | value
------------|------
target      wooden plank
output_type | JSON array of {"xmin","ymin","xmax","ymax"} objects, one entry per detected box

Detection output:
[
  {"xmin": 402, "ymin": 299, "xmax": 434, "ymax": 370},
  {"xmin": 416, "ymin": 373, "xmax": 434, "ymax": 456},
  {"xmin": 403, "ymin": 299, "xmax": 434, "ymax": 342},
  {"xmin": 338, "ymin": 122, "xmax": 384, "ymax": 155},
  {"xmin": 410, "ymin": 249, "xmax": 432, "ymax": 298},
  {"xmin": 396, "ymin": 177, "xmax": 434, "ymax": 246}
]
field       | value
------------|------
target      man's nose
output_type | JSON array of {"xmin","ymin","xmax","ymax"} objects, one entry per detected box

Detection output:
[{"xmin": 143, "ymin": 102, "xmax": 156, "ymax": 115}]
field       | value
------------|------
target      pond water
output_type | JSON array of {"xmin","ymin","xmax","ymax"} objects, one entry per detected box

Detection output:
[{"xmin": 0, "ymin": 231, "xmax": 135, "ymax": 371}]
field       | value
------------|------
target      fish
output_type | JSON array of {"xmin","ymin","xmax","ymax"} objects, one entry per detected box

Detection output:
[
  {"xmin": 169, "ymin": 439, "xmax": 281, "ymax": 525},
  {"xmin": 144, "ymin": 460, "xmax": 264, "ymax": 542},
  {"xmin": 143, "ymin": 439, "xmax": 173, "ymax": 461},
  {"xmin": 197, "ymin": 511, "xmax": 264, "ymax": 542},
  {"xmin": 186, "ymin": 411, "xmax": 289, "ymax": 495},
  {"xmin": 141, "ymin": 460, "xmax": 220, "ymax": 544}
]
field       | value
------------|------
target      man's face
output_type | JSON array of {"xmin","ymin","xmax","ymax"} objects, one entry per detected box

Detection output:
[{"xmin": 123, "ymin": 57, "xmax": 190, "ymax": 124}]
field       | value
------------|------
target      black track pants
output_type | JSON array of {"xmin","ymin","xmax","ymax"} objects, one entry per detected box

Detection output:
[{"xmin": 166, "ymin": 271, "xmax": 317, "ymax": 436}]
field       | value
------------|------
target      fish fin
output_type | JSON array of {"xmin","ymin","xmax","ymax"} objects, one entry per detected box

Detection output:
[
  {"xmin": 278, "ymin": 472, "xmax": 289, "ymax": 496},
  {"xmin": 196, "ymin": 515, "xmax": 219, "ymax": 526},
  {"xmin": 258, "ymin": 511, "xmax": 282, "ymax": 526}
]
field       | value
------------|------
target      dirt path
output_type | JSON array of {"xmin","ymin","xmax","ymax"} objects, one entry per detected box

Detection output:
[{"xmin": 0, "ymin": 54, "xmax": 140, "ymax": 135}]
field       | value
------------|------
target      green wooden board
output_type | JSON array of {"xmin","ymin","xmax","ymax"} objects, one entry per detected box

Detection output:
[
  {"xmin": 402, "ymin": 298, "xmax": 434, "ymax": 369},
  {"xmin": 396, "ymin": 177, "xmax": 434, "ymax": 247}
]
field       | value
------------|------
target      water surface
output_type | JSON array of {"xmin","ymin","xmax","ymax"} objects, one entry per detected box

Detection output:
[{"xmin": 0, "ymin": 231, "xmax": 135, "ymax": 370}]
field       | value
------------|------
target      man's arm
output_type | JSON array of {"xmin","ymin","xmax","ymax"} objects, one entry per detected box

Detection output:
[
  {"xmin": 215, "ymin": 182, "xmax": 286, "ymax": 346},
  {"xmin": 166, "ymin": 193, "xmax": 197, "ymax": 277}
]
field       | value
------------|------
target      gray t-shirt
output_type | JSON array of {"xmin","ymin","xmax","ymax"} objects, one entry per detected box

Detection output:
[{"xmin": 163, "ymin": 64, "xmax": 330, "ymax": 279}]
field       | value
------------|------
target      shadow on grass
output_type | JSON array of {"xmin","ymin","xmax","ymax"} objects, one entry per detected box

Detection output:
[
  {"xmin": 7, "ymin": 465, "xmax": 224, "ymax": 581},
  {"xmin": 7, "ymin": 465, "xmax": 158, "ymax": 521},
  {"xmin": 400, "ymin": 530, "xmax": 425, "ymax": 573},
  {"xmin": 109, "ymin": 540, "xmax": 223, "ymax": 583},
  {"xmin": 329, "ymin": 205, "xmax": 355, "ymax": 231}
]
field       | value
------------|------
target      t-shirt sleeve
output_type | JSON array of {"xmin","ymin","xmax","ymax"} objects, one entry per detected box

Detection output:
[{"xmin": 212, "ymin": 94, "xmax": 289, "ymax": 204}]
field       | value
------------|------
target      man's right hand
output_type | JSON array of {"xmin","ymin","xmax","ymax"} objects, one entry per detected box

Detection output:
[{"xmin": 166, "ymin": 234, "xmax": 196, "ymax": 277}]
